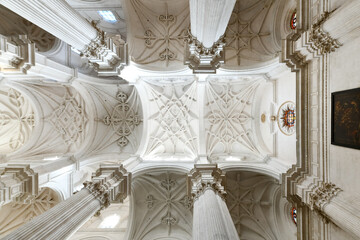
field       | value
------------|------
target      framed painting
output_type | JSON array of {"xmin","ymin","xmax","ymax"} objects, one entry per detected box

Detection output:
[{"xmin": 331, "ymin": 88, "xmax": 360, "ymax": 149}]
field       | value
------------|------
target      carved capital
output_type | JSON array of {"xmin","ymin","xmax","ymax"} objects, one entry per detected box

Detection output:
[
  {"xmin": 309, "ymin": 12, "xmax": 341, "ymax": 54},
  {"xmin": 0, "ymin": 164, "xmax": 38, "ymax": 206},
  {"xmin": 187, "ymin": 164, "xmax": 226, "ymax": 200},
  {"xmin": 81, "ymin": 23, "xmax": 128, "ymax": 77},
  {"xmin": 309, "ymin": 182, "xmax": 342, "ymax": 211},
  {"xmin": 83, "ymin": 164, "xmax": 131, "ymax": 210},
  {"xmin": 184, "ymin": 32, "xmax": 225, "ymax": 74}
]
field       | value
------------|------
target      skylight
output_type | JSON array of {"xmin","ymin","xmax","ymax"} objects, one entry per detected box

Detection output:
[{"xmin": 98, "ymin": 11, "xmax": 117, "ymax": 23}]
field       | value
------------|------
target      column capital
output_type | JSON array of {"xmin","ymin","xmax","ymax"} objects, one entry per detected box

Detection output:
[
  {"xmin": 187, "ymin": 164, "xmax": 226, "ymax": 200},
  {"xmin": 309, "ymin": 12, "xmax": 341, "ymax": 54},
  {"xmin": 0, "ymin": 164, "xmax": 38, "ymax": 206},
  {"xmin": 80, "ymin": 22, "xmax": 128, "ymax": 77},
  {"xmin": 184, "ymin": 32, "xmax": 225, "ymax": 74},
  {"xmin": 309, "ymin": 182, "xmax": 342, "ymax": 211},
  {"xmin": 83, "ymin": 164, "xmax": 131, "ymax": 210}
]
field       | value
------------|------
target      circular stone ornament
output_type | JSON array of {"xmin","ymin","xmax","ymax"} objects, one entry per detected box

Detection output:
[{"xmin": 277, "ymin": 101, "xmax": 296, "ymax": 135}]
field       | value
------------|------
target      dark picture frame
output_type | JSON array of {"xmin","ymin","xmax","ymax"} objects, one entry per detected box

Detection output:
[{"xmin": 331, "ymin": 87, "xmax": 360, "ymax": 149}]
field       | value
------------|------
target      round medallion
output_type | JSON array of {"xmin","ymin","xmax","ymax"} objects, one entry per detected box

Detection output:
[{"xmin": 277, "ymin": 101, "xmax": 296, "ymax": 135}]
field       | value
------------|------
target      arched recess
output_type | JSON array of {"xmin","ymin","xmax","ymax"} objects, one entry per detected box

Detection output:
[
  {"xmin": 127, "ymin": 168, "xmax": 192, "ymax": 240},
  {"xmin": 225, "ymin": 171, "xmax": 296, "ymax": 240},
  {"xmin": 0, "ymin": 187, "xmax": 61, "ymax": 238}
]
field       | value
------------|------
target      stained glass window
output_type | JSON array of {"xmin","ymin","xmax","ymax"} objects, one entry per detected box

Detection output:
[
  {"xmin": 290, "ymin": 11, "xmax": 297, "ymax": 30},
  {"xmin": 291, "ymin": 207, "xmax": 297, "ymax": 225},
  {"xmin": 98, "ymin": 11, "xmax": 117, "ymax": 23},
  {"xmin": 281, "ymin": 106, "xmax": 296, "ymax": 128}
]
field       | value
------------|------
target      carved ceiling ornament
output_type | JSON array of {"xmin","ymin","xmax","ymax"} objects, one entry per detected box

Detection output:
[
  {"xmin": 128, "ymin": 0, "xmax": 190, "ymax": 70},
  {"xmin": 130, "ymin": 172, "xmax": 192, "ymax": 240},
  {"xmin": 102, "ymin": 90, "xmax": 141, "ymax": 149},
  {"xmin": 48, "ymin": 91, "xmax": 87, "ymax": 146},
  {"xmin": 0, "ymin": 187, "xmax": 60, "ymax": 237},
  {"xmin": 143, "ymin": 81, "xmax": 198, "ymax": 161},
  {"xmin": 205, "ymin": 78, "xmax": 263, "ymax": 161},
  {"xmin": 0, "ymin": 88, "xmax": 35, "ymax": 154},
  {"xmin": 224, "ymin": 0, "xmax": 280, "ymax": 68}
]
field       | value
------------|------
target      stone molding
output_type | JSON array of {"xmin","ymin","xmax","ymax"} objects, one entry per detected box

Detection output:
[
  {"xmin": 309, "ymin": 182, "xmax": 342, "ymax": 211},
  {"xmin": 0, "ymin": 34, "xmax": 35, "ymax": 73},
  {"xmin": 83, "ymin": 164, "xmax": 131, "ymax": 210},
  {"xmin": 187, "ymin": 164, "xmax": 226, "ymax": 200},
  {"xmin": 0, "ymin": 164, "xmax": 38, "ymax": 206},
  {"xmin": 185, "ymin": 32, "xmax": 225, "ymax": 74}
]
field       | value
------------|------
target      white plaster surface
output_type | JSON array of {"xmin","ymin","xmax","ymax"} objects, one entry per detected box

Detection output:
[{"xmin": 329, "ymin": 37, "xmax": 360, "ymax": 194}]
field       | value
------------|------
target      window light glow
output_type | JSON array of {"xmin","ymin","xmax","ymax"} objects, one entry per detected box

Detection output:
[
  {"xmin": 44, "ymin": 156, "xmax": 60, "ymax": 161},
  {"xmin": 99, "ymin": 214, "xmax": 120, "ymax": 228},
  {"xmin": 98, "ymin": 11, "xmax": 117, "ymax": 23}
]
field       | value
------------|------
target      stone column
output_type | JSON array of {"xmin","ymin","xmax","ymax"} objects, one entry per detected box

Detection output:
[
  {"xmin": 185, "ymin": 0, "xmax": 236, "ymax": 73},
  {"xmin": 0, "ymin": 0, "xmax": 127, "ymax": 76},
  {"xmin": 0, "ymin": 164, "xmax": 38, "ymax": 206},
  {"xmin": 1, "ymin": 164, "xmax": 131, "ymax": 240},
  {"xmin": 188, "ymin": 164, "xmax": 239, "ymax": 240},
  {"xmin": 309, "ymin": 183, "xmax": 360, "ymax": 239}
]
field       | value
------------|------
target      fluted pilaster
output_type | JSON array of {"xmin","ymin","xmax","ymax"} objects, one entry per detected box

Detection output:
[
  {"xmin": 185, "ymin": 0, "xmax": 235, "ymax": 73},
  {"xmin": 188, "ymin": 164, "xmax": 239, "ymax": 240},
  {"xmin": 2, "ymin": 164, "xmax": 130, "ymax": 240},
  {"xmin": 308, "ymin": 183, "xmax": 360, "ymax": 239},
  {"xmin": 0, "ymin": 0, "xmax": 127, "ymax": 76}
]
